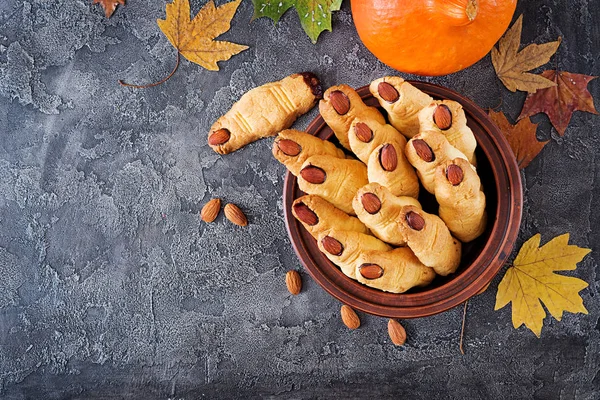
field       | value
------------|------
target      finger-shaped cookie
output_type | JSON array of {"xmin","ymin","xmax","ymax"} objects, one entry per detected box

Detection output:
[
  {"xmin": 317, "ymin": 229, "xmax": 391, "ymax": 279},
  {"xmin": 319, "ymin": 84, "xmax": 385, "ymax": 150},
  {"xmin": 292, "ymin": 195, "xmax": 369, "ymax": 239},
  {"xmin": 208, "ymin": 72, "xmax": 322, "ymax": 154},
  {"xmin": 435, "ymin": 158, "xmax": 487, "ymax": 242},
  {"xmin": 352, "ymin": 182, "xmax": 421, "ymax": 246},
  {"xmin": 367, "ymin": 142, "xmax": 419, "ymax": 198},
  {"xmin": 356, "ymin": 248, "xmax": 436, "ymax": 293},
  {"xmin": 272, "ymin": 129, "xmax": 345, "ymax": 176},
  {"xmin": 297, "ymin": 155, "xmax": 368, "ymax": 215},
  {"xmin": 397, "ymin": 206, "xmax": 462, "ymax": 276},
  {"xmin": 369, "ymin": 76, "xmax": 432, "ymax": 138},
  {"xmin": 348, "ymin": 119, "xmax": 403, "ymax": 163},
  {"xmin": 405, "ymin": 130, "xmax": 469, "ymax": 194},
  {"xmin": 418, "ymin": 100, "xmax": 477, "ymax": 165}
]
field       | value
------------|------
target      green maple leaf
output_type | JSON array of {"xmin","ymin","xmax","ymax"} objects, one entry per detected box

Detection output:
[{"xmin": 252, "ymin": 0, "xmax": 343, "ymax": 43}]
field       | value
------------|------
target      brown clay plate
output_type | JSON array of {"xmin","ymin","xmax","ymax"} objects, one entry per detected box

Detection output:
[{"xmin": 283, "ymin": 82, "xmax": 523, "ymax": 318}]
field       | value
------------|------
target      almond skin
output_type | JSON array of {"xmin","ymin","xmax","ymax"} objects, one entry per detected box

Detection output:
[
  {"xmin": 300, "ymin": 165, "xmax": 326, "ymax": 184},
  {"xmin": 361, "ymin": 193, "xmax": 382, "ymax": 214},
  {"xmin": 224, "ymin": 203, "xmax": 248, "ymax": 226},
  {"xmin": 433, "ymin": 104, "xmax": 452, "ymax": 130},
  {"xmin": 446, "ymin": 164, "xmax": 464, "ymax": 186},
  {"xmin": 377, "ymin": 82, "xmax": 400, "ymax": 103},
  {"xmin": 293, "ymin": 202, "xmax": 319, "ymax": 226},
  {"xmin": 412, "ymin": 139, "xmax": 435, "ymax": 162},
  {"xmin": 286, "ymin": 270, "xmax": 302, "ymax": 295},
  {"xmin": 329, "ymin": 90, "xmax": 350, "ymax": 115},
  {"xmin": 379, "ymin": 144, "xmax": 398, "ymax": 172},
  {"xmin": 354, "ymin": 122, "xmax": 373, "ymax": 143},
  {"xmin": 359, "ymin": 263, "xmax": 384, "ymax": 280},
  {"xmin": 277, "ymin": 139, "xmax": 302, "ymax": 156},
  {"xmin": 406, "ymin": 211, "xmax": 425, "ymax": 231},
  {"xmin": 208, "ymin": 128, "xmax": 230, "ymax": 146},
  {"xmin": 200, "ymin": 198, "xmax": 221, "ymax": 223},
  {"xmin": 341, "ymin": 305, "xmax": 360, "ymax": 330},
  {"xmin": 388, "ymin": 319, "xmax": 407, "ymax": 346},
  {"xmin": 321, "ymin": 236, "xmax": 344, "ymax": 256}
]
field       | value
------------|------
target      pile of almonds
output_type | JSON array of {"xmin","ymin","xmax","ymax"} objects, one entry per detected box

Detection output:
[{"xmin": 201, "ymin": 198, "xmax": 248, "ymax": 226}]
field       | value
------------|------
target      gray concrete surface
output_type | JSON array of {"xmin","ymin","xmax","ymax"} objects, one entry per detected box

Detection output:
[{"xmin": 0, "ymin": 0, "xmax": 598, "ymax": 398}]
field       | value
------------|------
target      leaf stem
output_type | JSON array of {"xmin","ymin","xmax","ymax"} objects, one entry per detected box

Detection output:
[
  {"xmin": 459, "ymin": 300, "xmax": 468, "ymax": 355},
  {"xmin": 118, "ymin": 52, "xmax": 181, "ymax": 89}
]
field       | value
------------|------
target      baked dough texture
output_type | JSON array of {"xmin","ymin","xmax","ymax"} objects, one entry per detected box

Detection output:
[
  {"xmin": 435, "ymin": 158, "xmax": 487, "ymax": 242},
  {"xmin": 272, "ymin": 129, "xmax": 345, "ymax": 176},
  {"xmin": 348, "ymin": 119, "xmax": 403, "ymax": 163},
  {"xmin": 319, "ymin": 84, "xmax": 385, "ymax": 150},
  {"xmin": 352, "ymin": 182, "xmax": 421, "ymax": 246},
  {"xmin": 405, "ymin": 130, "xmax": 469, "ymax": 194},
  {"xmin": 367, "ymin": 142, "xmax": 419, "ymax": 199},
  {"xmin": 418, "ymin": 100, "xmax": 477, "ymax": 165},
  {"xmin": 356, "ymin": 247, "xmax": 436, "ymax": 293},
  {"xmin": 397, "ymin": 205, "xmax": 462, "ymax": 276},
  {"xmin": 297, "ymin": 155, "xmax": 368, "ymax": 215},
  {"xmin": 291, "ymin": 195, "xmax": 369, "ymax": 239},
  {"xmin": 369, "ymin": 76, "xmax": 432, "ymax": 138},
  {"xmin": 317, "ymin": 229, "xmax": 391, "ymax": 279},
  {"xmin": 209, "ymin": 73, "xmax": 321, "ymax": 154}
]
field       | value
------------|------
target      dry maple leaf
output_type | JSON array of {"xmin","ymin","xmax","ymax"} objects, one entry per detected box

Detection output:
[
  {"xmin": 518, "ymin": 70, "xmax": 598, "ymax": 136},
  {"xmin": 489, "ymin": 110, "xmax": 549, "ymax": 169},
  {"xmin": 491, "ymin": 15, "xmax": 561, "ymax": 93},
  {"xmin": 157, "ymin": 0, "xmax": 248, "ymax": 71},
  {"xmin": 495, "ymin": 233, "xmax": 590, "ymax": 337},
  {"xmin": 93, "ymin": 0, "xmax": 125, "ymax": 18}
]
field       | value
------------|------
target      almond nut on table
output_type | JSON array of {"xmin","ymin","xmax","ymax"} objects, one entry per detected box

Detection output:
[
  {"xmin": 285, "ymin": 270, "xmax": 302, "ymax": 295},
  {"xmin": 200, "ymin": 198, "xmax": 221, "ymax": 223},
  {"xmin": 224, "ymin": 203, "xmax": 248, "ymax": 226},
  {"xmin": 341, "ymin": 305, "xmax": 361, "ymax": 330}
]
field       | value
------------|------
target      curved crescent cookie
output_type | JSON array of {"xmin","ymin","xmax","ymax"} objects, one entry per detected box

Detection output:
[
  {"xmin": 208, "ymin": 73, "xmax": 322, "ymax": 154},
  {"xmin": 352, "ymin": 182, "xmax": 421, "ymax": 246},
  {"xmin": 317, "ymin": 229, "xmax": 392, "ymax": 279},
  {"xmin": 369, "ymin": 76, "xmax": 432, "ymax": 138},
  {"xmin": 405, "ymin": 130, "xmax": 470, "ymax": 194},
  {"xmin": 435, "ymin": 158, "xmax": 487, "ymax": 242},
  {"xmin": 418, "ymin": 100, "xmax": 477, "ymax": 165},
  {"xmin": 356, "ymin": 248, "xmax": 436, "ymax": 293},
  {"xmin": 319, "ymin": 84, "xmax": 385, "ymax": 150},
  {"xmin": 397, "ymin": 205, "xmax": 462, "ymax": 276},
  {"xmin": 297, "ymin": 155, "xmax": 368, "ymax": 215},
  {"xmin": 292, "ymin": 195, "xmax": 369, "ymax": 239},
  {"xmin": 272, "ymin": 129, "xmax": 345, "ymax": 176}
]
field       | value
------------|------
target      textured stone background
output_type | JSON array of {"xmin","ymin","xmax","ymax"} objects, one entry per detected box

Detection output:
[{"xmin": 0, "ymin": 0, "xmax": 598, "ymax": 398}]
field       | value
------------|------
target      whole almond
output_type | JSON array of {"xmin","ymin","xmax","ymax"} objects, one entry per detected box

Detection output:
[
  {"xmin": 361, "ymin": 193, "xmax": 382, "ymax": 214},
  {"xmin": 341, "ymin": 305, "xmax": 360, "ymax": 330},
  {"xmin": 208, "ymin": 128, "xmax": 230, "ymax": 146},
  {"xmin": 379, "ymin": 144, "xmax": 398, "ymax": 172},
  {"xmin": 200, "ymin": 198, "xmax": 221, "ymax": 223},
  {"xmin": 406, "ymin": 211, "xmax": 425, "ymax": 231},
  {"xmin": 433, "ymin": 104, "xmax": 453, "ymax": 130},
  {"xmin": 354, "ymin": 122, "xmax": 373, "ymax": 143},
  {"xmin": 446, "ymin": 164, "xmax": 464, "ymax": 186},
  {"xmin": 321, "ymin": 236, "xmax": 343, "ymax": 256},
  {"xmin": 359, "ymin": 263, "xmax": 384, "ymax": 280},
  {"xmin": 286, "ymin": 270, "xmax": 302, "ymax": 295},
  {"xmin": 412, "ymin": 139, "xmax": 435, "ymax": 162},
  {"xmin": 277, "ymin": 139, "xmax": 302, "ymax": 156},
  {"xmin": 293, "ymin": 202, "xmax": 319, "ymax": 226},
  {"xmin": 329, "ymin": 90, "xmax": 350, "ymax": 115},
  {"xmin": 377, "ymin": 82, "xmax": 400, "ymax": 103},
  {"xmin": 300, "ymin": 165, "xmax": 326, "ymax": 184},
  {"xmin": 224, "ymin": 203, "xmax": 248, "ymax": 226},
  {"xmin": 388, "ymin": 319, "xmax": 407, "ymax": 346}
]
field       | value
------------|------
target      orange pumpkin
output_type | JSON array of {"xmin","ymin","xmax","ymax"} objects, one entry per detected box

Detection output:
[{"xmin": 351, "ymin": 0, "xmax": 517, "ymax": 76}]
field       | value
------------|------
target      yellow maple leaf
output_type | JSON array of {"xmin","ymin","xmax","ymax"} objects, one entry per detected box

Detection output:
[
  {"xmin": 495, "ymin": 233, "xmax": 590, "ymax": 337},
  {"xmin": 157, "ymin": 0, "xmax": 248, "ymax": 71},
  {"xmin": 491, "ymin": 15, "xmax": 561, "ymax": 93}
]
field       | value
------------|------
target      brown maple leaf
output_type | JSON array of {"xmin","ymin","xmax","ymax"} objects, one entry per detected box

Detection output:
[
  {"xmin": 489, "ymin": 110, "xmax": 549, "ymax": 169},
  {"xmin": 93, "ymin": 0, "xmax": 125, "ymax": 18},
  {"xmin": 518, "ymin": 71, "xmax": 598, "ymax": 135}
]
